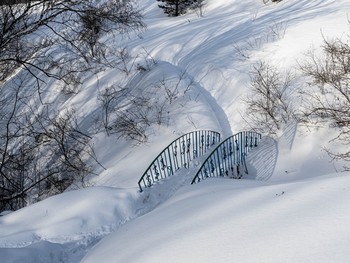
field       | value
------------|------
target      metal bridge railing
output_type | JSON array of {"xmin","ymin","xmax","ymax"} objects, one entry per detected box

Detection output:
[
  {"xmin": 191, "ymin": 131, "xmax": 262, "ymax": 184},
  {"xmin": 138, "ymin": 130, "xmax": 221, "ymax": 192}
]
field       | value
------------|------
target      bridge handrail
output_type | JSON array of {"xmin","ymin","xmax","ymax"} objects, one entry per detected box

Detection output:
[
  {"xmin": 191, "ymin": 131, "xmax": 262, "ymax": 184},
  {"xmin": 138, "ymin": 130, "xmax": 221, "ymax": 192}
]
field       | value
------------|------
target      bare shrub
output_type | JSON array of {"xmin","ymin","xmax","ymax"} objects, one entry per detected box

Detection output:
[
  {"xmin": 155, "ymin": 71, "xmax": 193, "ymax": 105},
  {"xmin": 232, "ymin": 22, "xmax": 287, "ymax": 62},
  {"xmin": 98, "ymin": 85, "xmax": 127, "ymax": 136},
  {"xmin": 243, "ymin": 61, "xmax": 296, "ymax": 136},
  {"xmin": 0, "ymin": 0, "xmax": 145, "ymax": 91},
  {"xmin": 193, "ymin": 0, "xmax": 207, "ymax": 17},
  {"xmin": 300, "ymin": 36, "xmax": 350, "ymax": 167},
  {"xmin": 101, "ymin": 70, "xmax": 194, "ymax": 143},
  {"xmin": 0, "ymin": 81, "xmax": 96, "ymax": 211}
]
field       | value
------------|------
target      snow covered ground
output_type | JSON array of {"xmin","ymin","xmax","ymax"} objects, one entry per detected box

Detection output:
[
  {"xmin": 1, "ymin": 0, "xmax": 350, "ymax": 262},
  {"xmin": 82, "ymin": 174, "xmax": 350, "ymax": 263}
]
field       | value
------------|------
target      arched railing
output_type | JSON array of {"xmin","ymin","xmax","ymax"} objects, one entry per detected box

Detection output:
[
  {"xmin": 138, "ymin": 130, "xmax": 221, "ymax": 192},
  {"xmin": 191, "ymin": 131, "xmax": 262, "ymax": 184}
]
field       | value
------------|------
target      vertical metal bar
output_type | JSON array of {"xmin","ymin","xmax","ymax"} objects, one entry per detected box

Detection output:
[
  {"xmin": 206, "ymin": 131, "xmax": 210, "ymax": 151},
  {"xmin": 195, "ymin": 131, "xmax": 198, "ymax": 159},
  {"xmin": 187, "ymin": 133, "xmax": 191, "ymax": 162},
  {"xmin": 175, "ymin": 142, "xmax": 180, "ymax": 171},
  {"xmin": 215, "ymin": 145, "xmax": 221, "ymax": 177},
  {"xmin": 249, "ymin": 132, "xmax": 253, "ymax": 149},
  {"xmin": 167, "ymin": 147, "xmax": 173, "ymax": 176},
  {"xmin": 144, "ymin": 176, "xmax": 149, "ymax": 188},
  {"xmin": 203, "ymin": 130, "xmax": 206, "ymax": 153},
  {"xmin": 201, "ymin": 132, "xmax": 204, "ymax": 156},
  {"xmin": 190, "ymin": 132, "xmax": 194, "ymax": 161},
  {"xmin": 181, "ymin": 137, "xmax": 185, "ymax": 168},
  {"xmin": 223, "ymin": 142, "xmax": 229, "ymax": 176},
  {"xmin": 213, "ymin": 156, "xmax": 222, "ymax": 177},
  {"xmin": 185, "ymin": 133, "xmax": 190, "ymax": 166},
  {"xmin": 157, "ymin": 156, "xmax": 163, "ymax": 180},
  {"xmin": 221, "ymin": 144, "xmax": 225, "ymax": 176},
  {"xmin": 182, "ymin": 135, "xmax": 186, "ymax": 168},
  {"xmin": 162, "ymin": 152, "xmax": 169, "ymax": 178},
  {"xmin": 239, "ymin": 132, "xmax": 242, "ymax": 158},
  {"xmin": 173, "ymin": 141, "xmax": 179, "ymax": 170},
  {"xmin": 247, "ymin": 131, "xmax": 250, "ymax": 153},
  {"xmin": 243, "ymin": 153, "xmax": 248, "ymax": 174},
  {"xmin": 148, "ymin": 168, "xmax": 155, "ymax": 187},
  {"xmin": 153, "ymin": 159, "xmax": 159, "ymax": 181},
  {"xmin": 154, "ymin": 160, "xmax": 160, "ymax": 181},
  {"xmin": 160, "ymin": 153, "xmax": 167, "ymax": 178},
  {"xmin": 228, "ymin": 138, "xmax": 234, "ymax": 177},
  {"xmin": 207, "ymin": 162, "xmax": 211, "ymax": 178},
  {"xmin": 235, "ymin": 136, "xmax": 239, "ymax": 166},
  {"xmin": 140, "ymin": 179, "xmax": 145, "ymax": 191},
  {"xmin": 170, "ymin": 142, "xmax": 175, "ymax": 171},
  {"xmin": 199, "ymin": 169, "xmax": 204, "ymax": 181},
  {"xmin": 138, "ymin": 181, "xmax": 143, "ymax": 192},
  {"xmin": 202, "ymin": 130, "xmax": 206, "ymax": 153}
]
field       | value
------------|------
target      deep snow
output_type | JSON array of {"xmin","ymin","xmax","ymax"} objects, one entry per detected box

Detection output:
[
  {"xmin": 1, "ymin": 0, "xmax": 350, "ymax": 262},
  {"xmin": 82, "ymin": 175, "xmax": 350, "ymax": 263}
]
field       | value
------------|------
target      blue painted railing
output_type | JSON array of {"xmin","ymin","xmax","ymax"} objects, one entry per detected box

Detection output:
[
  {"xmin": 191, "ymin": 131, "xmax": 262, "ymax": 184},
  {"xmin": 138, "ymin": 130, "xmax": 221, "ymax": 192}
]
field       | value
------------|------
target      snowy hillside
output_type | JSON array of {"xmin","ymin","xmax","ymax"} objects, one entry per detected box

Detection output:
[{"xmin": 1, "ymin": 0, "xmax": 350, "ymax": 262}]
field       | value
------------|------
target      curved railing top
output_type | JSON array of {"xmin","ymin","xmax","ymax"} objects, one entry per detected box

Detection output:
[
  {"xmin": 138, "ymin": 130, "xmax": 221, "ymax": 192},
  {"xmin": 191, "ymin": 131, "xmax": 262, "ymax": 185}
]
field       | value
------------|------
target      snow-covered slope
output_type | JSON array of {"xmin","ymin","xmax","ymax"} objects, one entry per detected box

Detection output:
[
  {"xmin": 82, "ymin": 174, "xmax": 350, "ymax": 263},
  {"xmin": 1, "ymin": 0, "xmax": 350, "ymax": 262}
]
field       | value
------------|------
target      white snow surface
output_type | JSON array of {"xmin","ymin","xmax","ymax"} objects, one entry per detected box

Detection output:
[
  {"xmin": 82, "ymin": 175, "xmax": 350, "ymax": 263},
  {"xmin": 1, "ymin": 0, "xmax": 350, "ymax": 262}
]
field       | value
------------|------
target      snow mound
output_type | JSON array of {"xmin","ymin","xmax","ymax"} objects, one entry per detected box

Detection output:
[{"xmin": 82, "ymin": 174, "xmax": 350, "ymax": 263}]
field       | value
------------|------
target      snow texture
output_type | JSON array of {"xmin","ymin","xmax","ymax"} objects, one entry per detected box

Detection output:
[{"xmin": 1, "ymin": 0, "xmax": 350, "ymax": 262}]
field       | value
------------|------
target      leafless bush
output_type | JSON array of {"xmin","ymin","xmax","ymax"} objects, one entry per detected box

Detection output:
[
  {"xmin": 113, "ymin": 110, "xmax": 149, "ymax": 143},
  {"xmin": 300, "ymin": 36, "xmax": 350, "ymax": 167},
  {"xmin": 0, "ymin": 81, "xmax": 97, "ymax": 211},
  {"xmin": 193, "ymin": 0, "xmax": 207, "ymax": 17},
  {"xmin": 0, "ymin": 0, "xmax": 144, "ymax": 211},
  {"xmin": 98, "ymin": 84, "xmax": 127, "ymax": 136},
  {"xmin": 78, "ymin": 8, "xmax": 104, "ymax": 59},
  {"xmin": 0, "ymin": 0, "xmax": 144, "ymax": 91},
  {"xmin": 155, "ymin": 71, "xmax": 192, "ymax": 105},
  {"xmin": 232, "ymin": 22, "xmax": 286, "ymax": 62},
  {"xmin": 115, "ymin": 47, "xmax": 138, "ymax": 75},
  {"xmin": 269, "ymin": 21, "xmax": 287, "ymax": 41},
  {"xmin": 243, "ymin": 61, "xmax": 296, "ymax": 136},
  {"xmin": 137, "ymin": 47, "xmax": 158, "ymax": 72},
  {"xmin": 100, "ymin": 70, "xmax": 193, "ymax": 143}
]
